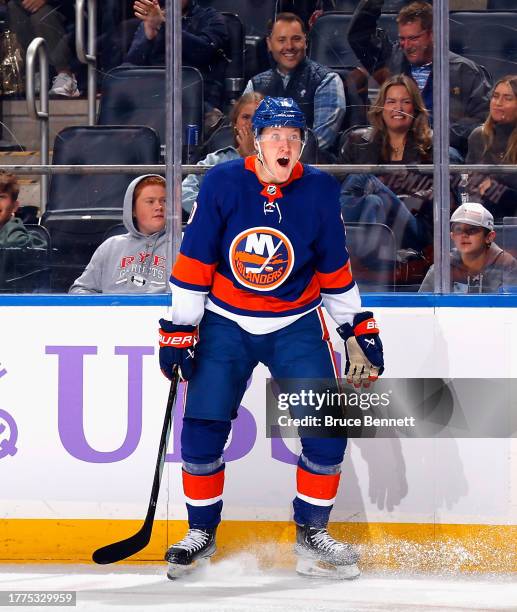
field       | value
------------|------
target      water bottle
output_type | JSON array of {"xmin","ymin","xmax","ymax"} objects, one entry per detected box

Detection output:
[{"xmin": 459, "ymin": 173, "xmax": 470, "ymax": 204}]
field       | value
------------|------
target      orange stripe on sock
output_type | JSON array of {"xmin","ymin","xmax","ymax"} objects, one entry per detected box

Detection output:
[
  {"xmin": 182, "ymin": 469, "xmax": 225, "ymax": 501},
  {"xmin": 297, "ymin": 466, "xmax": 340, "ymax": 501}
]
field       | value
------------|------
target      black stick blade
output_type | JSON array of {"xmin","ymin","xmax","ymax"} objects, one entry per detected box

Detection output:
[
  {"xmin": 92, "ymin": 523, "xmax": 152, "ymax": 564},
  {"xmin": 92, "ymin": 371, "xmax": 179, "ymax": 565}
]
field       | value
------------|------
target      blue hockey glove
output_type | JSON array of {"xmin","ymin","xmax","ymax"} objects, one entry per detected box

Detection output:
[
  {"xmin": 158, "ymin": 319, "xmax": 197, "ymax": 381},
  {"xmin": 337, "ymin": 311, "xmax": 384, "ymax": 388}
]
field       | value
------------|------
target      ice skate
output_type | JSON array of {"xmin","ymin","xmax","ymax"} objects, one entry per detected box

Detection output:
[
  {"xmin": 294, "ymin": 525, "xmax": 360, "ymax": 580},
  {"xmin": 165, "ymin": 527, "xmax": 217, "ymax": 580}
]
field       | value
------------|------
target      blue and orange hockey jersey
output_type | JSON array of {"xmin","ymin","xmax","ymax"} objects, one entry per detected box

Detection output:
[{"xmin": 169, "ymin": 156, "xmax": 361, "ymax": 333}]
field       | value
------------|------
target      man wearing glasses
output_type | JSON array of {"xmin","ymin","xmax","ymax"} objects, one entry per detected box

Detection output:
[{"xmin": 348, "ymin": 0, "xmax": 491, "ymax": 155}]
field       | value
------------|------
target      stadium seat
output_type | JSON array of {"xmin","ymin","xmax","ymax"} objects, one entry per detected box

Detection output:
[
  {"xmin": 309, "ymin": 11, "xmax": 398, "ymax": 73},
  {"xmin": 182, "ymin": 66, "xmax": 205, "ymax": 145},
  {"xmin": 221, "ymin": 13, "xmax": 246, "ymax": 105},
  {"xmin": 197, "ymin": 0, "xmax": 278, "ymax": 80},
  {"xmin": 41, "ymin": 125, "xmax": 161, "ymax": 292},
  {"xmin": 449, "ymin": 11, "xmax": 517, "ymax": 81},
  {"xmin": 344, "ymin": 222, "xmax": 397, "ymax": 292},
  {"xmin": 197, "ymin": 124, "xmax": 234, "ymax": 159},
  {"xmin": 300, "ymin": 128, "xmax": 320, "ymax": 164},
  {"xmin": 496, "ymin": 221, "xmax": 517, "ymax": 259},
  {"xmin": 0, "ymin": 225, "xmax": 51, "ymax": 293},
  {"xmin": 102, "ymin": 223, "xmax": 127, "ymax": 242},
  {"xmin": 493, "ymin": 222, "xmax": 517, "ymax": 290},
  {"xmin": 98, "ymin": 67, "xmax": 166, "ymax": 143},
  {"xmin": 98, "ymin": 65, "xmax": 204, "ymax": 153},
  {"xmin": 487, "ymin": 0, "xmax": 517, "ymax": 9}
]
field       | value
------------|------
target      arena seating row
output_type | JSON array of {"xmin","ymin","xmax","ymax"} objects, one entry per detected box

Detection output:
[
  {"xmin": 0, "ymin": 226, "xmax": 51, "ymax": 293},
  {"xmin": 1, "ymin": 218, "xmax": 399, "ymax": 293},
  {"xmin": 22, "ymin": 4, "xmax": 517, "ymax": 292},
  {"xmin": 310, "ymin": 10, "xmax": 517, "ymax": 81},
  {"xmin": 93, "ymin": 9, "xmax": 517, "ymax": 142},
  {"xmin": 98, "ymin": 65, "xmax": 203, "ymax": 152}
]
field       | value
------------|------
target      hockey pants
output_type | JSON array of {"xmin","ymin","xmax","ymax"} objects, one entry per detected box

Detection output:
[{"xmin": 179, "ymin": 309, "xmax": 348, "ymax": 529}]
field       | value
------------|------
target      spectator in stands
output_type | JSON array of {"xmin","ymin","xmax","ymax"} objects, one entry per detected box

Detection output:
[
  {"xmin": 126, "ymin": 0, "xmax": 229, "ymax": 130},
  {"xmin": 98, "ymin": 0, "xmax": 132, "ymax": 72},
  {"xmin": 465, "ymin": 75, "xmax": 517, "ymax": 222},
  {"xmin": 419, "ymin": 202, "xmax": 517, "ymax": 293},
  {"xmin": 348, "ymin": 0, "xmax": 491, "ymax": 155},
  {"xmin": 339, "ymin": 74, "xmax": 435, "ymax": 251},
  {"xmin": 243, "ymin": 12, "xmax": 346, "ymax": 155},
  {"xmin": 0, "ymin": 171, "xmax": 31, "ymax": 248},
  {"xmin": 7, "ymin": 0, "xmax": 79, "ymax": 97},
  {"xmin": 182, "ymin": 92, "xmax": 264, "ymax": 216},
  {"xmin": 69, "ymin": 175, "xmax": 170, "ymax": 294}
]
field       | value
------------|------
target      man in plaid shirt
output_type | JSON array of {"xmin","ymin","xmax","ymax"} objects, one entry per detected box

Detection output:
[{"xmin": 244, "ymin": 12, "xmax": 346, "ymax": 155}]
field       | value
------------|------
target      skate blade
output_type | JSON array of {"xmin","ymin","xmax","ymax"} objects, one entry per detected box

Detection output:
[
  {"xmin": 296, "ymin": 557, "xmax": 361, "ymax": 580},
  {"xmin": 166, "ymin": 556, "xmax": 211, "ymax": 581}
]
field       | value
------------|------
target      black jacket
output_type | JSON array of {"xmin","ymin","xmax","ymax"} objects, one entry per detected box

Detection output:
[
  {"xmin": 339, "ymin": 126, "xmax": 434, "ymax": 196},
  {"xmin": 125, "ymin": 0, "xmax": 229, "ymax": 109},
  {"xmin": 347, "ymin": 0, "xmax": 492, "ymax": 154},
  {"xmin": 465, "ymin": 123, "xmax": 517, "ymax": 221}
]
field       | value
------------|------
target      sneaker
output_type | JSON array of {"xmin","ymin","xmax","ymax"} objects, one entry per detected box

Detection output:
[{"xmin": 49, "ymin": 72, "xmax": 80, "ymax": 98}]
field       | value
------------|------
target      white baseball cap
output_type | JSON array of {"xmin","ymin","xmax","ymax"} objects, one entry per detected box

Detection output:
[{"xmin": 450, "ymin": 202, "xmax": 494, "ymax": 231}]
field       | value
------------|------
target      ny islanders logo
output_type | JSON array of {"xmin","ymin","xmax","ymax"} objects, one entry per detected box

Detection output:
[{"xmin": 229, "ymin": 227, "xmax": 294, "ymax": 291}]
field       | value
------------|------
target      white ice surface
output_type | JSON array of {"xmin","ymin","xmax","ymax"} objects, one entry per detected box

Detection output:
[{"xmin": 0, "ymin": 556, "xmax": 515, "ymax": 612}]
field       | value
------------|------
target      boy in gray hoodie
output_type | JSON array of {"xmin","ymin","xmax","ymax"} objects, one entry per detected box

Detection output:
[{"xmin": 69, "ymin": 175, "xmax": 170, "ymax": 294}]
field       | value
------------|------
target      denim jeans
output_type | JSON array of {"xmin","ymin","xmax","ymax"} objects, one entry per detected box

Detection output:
[{"xmin": 340, "ymin": 174, "xmax": 429, "ymax": 250}]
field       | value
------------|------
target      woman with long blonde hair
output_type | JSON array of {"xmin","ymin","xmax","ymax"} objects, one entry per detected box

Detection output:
[
  {"xmin": 367, "ymin": 74, "xmax": 433, "ymax": 163},
  {"xmin": 466, "ymin": 75, "xmax": 517, "ymax": 220},
  {"xmin": 339, "ymin": 74, "xmax": 436, "ymax": 251}
]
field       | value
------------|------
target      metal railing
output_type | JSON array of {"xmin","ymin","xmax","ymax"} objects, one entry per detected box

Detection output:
[
  {"xmin": 0, "ymin": 164, "xmax": 515, "ymax": 176},
  {"xmin": 25, "ymin": 38, "xmax": 49, "ymax": 213},
  {"xmin": 76, "ymin": 0, "xmax": 97, "ymax": 125}
]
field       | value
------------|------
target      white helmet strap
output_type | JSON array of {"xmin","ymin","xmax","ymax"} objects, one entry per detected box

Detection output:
[{"xmin": 254, "ymin": 131, "xmax": 306, "ymax": 183}]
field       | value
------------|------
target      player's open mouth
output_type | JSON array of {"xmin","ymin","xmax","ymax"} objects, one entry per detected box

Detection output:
[{"xmin": 277, "ymin": 157, "xmax": 290, "ymax": 167}]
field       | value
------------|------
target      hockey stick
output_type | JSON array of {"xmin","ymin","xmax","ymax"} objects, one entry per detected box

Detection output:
[{"xmin": 92, "ymin": 366, "xmax": 180, "ymax": 564}]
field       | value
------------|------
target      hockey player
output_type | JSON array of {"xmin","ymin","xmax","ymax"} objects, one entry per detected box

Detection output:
[{"xmin": 159, "ymin": 97, "xmax": 384, "ymax": 579}]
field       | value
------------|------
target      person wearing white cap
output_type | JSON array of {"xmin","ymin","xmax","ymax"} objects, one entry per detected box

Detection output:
[{"xmin": 419, "ymin": 202, "xmax": 517, "ymax": 293}]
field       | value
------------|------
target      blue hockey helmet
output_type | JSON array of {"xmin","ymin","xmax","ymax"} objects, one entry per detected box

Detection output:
[{"xmin": 252, "ymin": 96, "xmax": 306, "ymax": 137}]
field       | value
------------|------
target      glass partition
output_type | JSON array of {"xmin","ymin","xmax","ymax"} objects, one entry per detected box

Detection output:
[
  {"xmin": 0, "ymin": 0, "xmax": 177, "ymax": 295},
  {"xmin": 2, "ymin": 1, "xmax": 517, "ymax": 297},
  {"xmin": 447, "ymin": 0, "xmax": 517, "ymax": 294}
]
